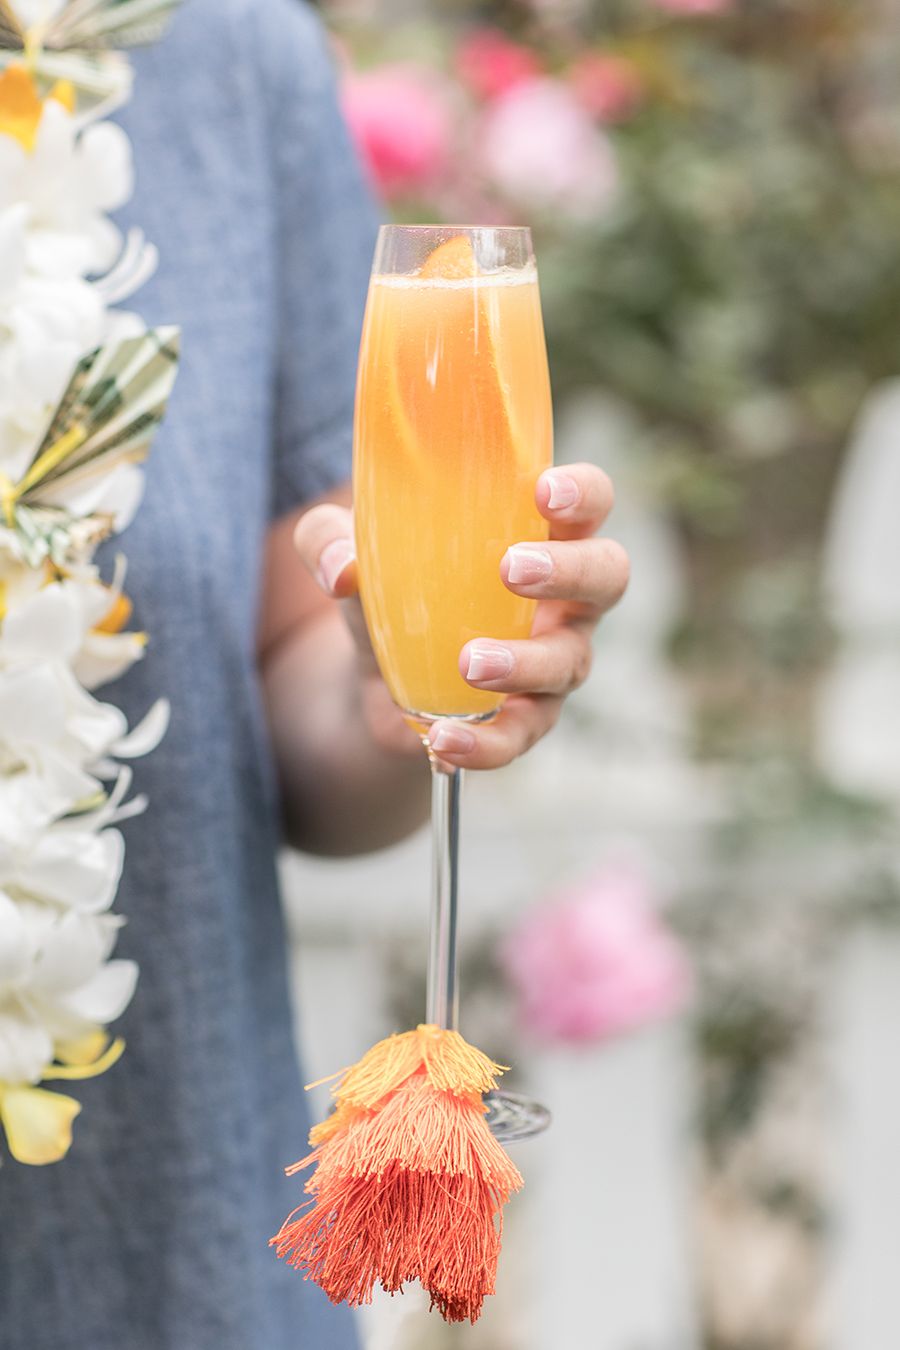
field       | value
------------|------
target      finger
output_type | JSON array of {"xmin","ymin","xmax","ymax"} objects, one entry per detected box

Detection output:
[
  {"xmin": 427, "ymin": 696, "xmax": 562, "ymax": 771},
  {"xmin": 502, "ymin": 537, "xmax": 630, "ymax": 609},
  {"xmin": 536, "ymin": 463, "xmax": 615, "ymax": 540},
  {"xmin": 459, "ymin": 626, "xmax": 593, "ymax": 697},
  {"xmin": 293, "ymin": 503, "xmax": 358, "ymax": 598}
]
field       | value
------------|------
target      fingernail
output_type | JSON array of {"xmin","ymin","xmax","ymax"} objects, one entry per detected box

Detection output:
[
  {"xmin": 430, "ymin": 722, "xmax": 476, "ymax": 756},
  {"xmin": 545, "ymin": 470, "xmax": 580, "ymax": 511},
  {"xmin": 317, "ymin": 539, "xmax": 355, "ymax": 594},
  {"xmin": 506, "ymin": 545, "xmax": 553, "ymax": 586},
  {"xmin": 465, "ymin": 642, "xmax": 514, "ymax": 683}
]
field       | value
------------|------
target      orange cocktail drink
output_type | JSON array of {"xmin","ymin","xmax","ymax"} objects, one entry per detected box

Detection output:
[{"xmin": 354, "ymin": 232, "xmax": 553, "ymax": 721}]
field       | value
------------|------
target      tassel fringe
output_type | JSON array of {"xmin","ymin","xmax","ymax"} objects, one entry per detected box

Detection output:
[{"xmin": 271, "ymin": 1026, "xmax": 523, "ymax": 1323}]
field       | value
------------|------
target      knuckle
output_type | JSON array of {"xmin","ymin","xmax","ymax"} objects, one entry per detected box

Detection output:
[
  {"xmin": 571, "ymin": 542, "xmax": 596, "ymax": 593},
  {"xmin": 524, "ymin": 719, "xmax": 543, "ymax": 752},
  {"xmin": 525, "ymin": 701, "xmax": 559, "ymax": 751},
  {"xmin": 509, "ymin": 710, "xmax": 539, "ymax": 756},
  {"xmin": 600, "ymin": 468, "xmax": 615, "ymax": 511},
  {"xmin": 541, "ymin": 700, "xmax": 563, "ymax": 740},
  {"xmin": 292, "ymin": 513, "xmax": 316, "ymax": 553},
  {"xmin": 571, "ymin": 462, "xmax": 614, "ymax": 521},
  {"xmin": 602, "ymin": 538, "xmax": 631, "ymax": 600},
  {"xmin": 296, "ymin": 502, "xmax": 351, "ymax": 544},
  {"xmin": 592, "ymin": 465, "xmax": 615, "ymax": 516},
  {"xmin": 570, "ymin": 638, "xmax": 594, "ymax": 689}
]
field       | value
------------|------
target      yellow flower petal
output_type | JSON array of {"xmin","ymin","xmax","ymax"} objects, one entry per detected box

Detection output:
[
  {"xmin": 42, "ymin": 1038, "xmax": 125, "ymax": 1081},
  {"xmin": 0, "ymin": 64, "xmax": 43, "ymax": 151},
  {"xmin": 0, "ymin": 1086, "xmax": 81, "ymax": 1166},
  {"xmin": 53, "ymin": 1029, "xmax": 110, "ymax": 1068}
]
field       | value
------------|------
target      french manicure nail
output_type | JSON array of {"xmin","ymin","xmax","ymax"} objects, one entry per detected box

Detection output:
[
  {"xmin": 506, "ymin": 545, "xmax": 553, "ymax": 586},
  {"xmin": 465, "ymin": 643, "xmax": 514, "ymax": 683},
  {"xmin": 545, "ymin": 470, "xmax": 580, "ymax": 511},
  {"xmin": 318, "ymin": 538, "xmax": 355, "ymax": 593},
  {"xmin": 430, "ymin": 723, "xmax": 476, "ymax": 756}
]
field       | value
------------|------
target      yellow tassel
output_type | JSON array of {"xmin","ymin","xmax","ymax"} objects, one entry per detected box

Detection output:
[{"xmin": 326, "ymin": 1023, "xmax": 506, "ymax": 1111}]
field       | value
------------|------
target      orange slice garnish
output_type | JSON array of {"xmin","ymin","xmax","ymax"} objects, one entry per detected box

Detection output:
[
  {"xmin": 366, "ymin": 233, "xmax": 526, "ymax": 484},
  {"xmin": 419, "ymin": 235, "xmax": 479, "ymax": 281}
]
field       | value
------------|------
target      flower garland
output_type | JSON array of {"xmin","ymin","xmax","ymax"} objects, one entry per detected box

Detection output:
[{"xmin": 0, "ymin": 0, "xmax": 180, "ymax": 1166}]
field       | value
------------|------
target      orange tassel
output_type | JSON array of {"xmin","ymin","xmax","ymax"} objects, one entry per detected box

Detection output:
[{"xmin": 271, "ymin": 1025, "xmax": 523, "ymax": 1323}]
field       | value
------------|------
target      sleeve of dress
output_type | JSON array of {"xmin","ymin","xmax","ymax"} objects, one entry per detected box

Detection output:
[{"xmin": 261, "ymin": 0, "xmax": 380, "ymax": 516}]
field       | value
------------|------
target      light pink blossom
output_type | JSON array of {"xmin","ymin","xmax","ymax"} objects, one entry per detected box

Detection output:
[
  {"xmin": 501, "ymin": 865, "xmax": 691, "ymax": 1046},
  {"xmin": 652, "ymin": 0, "xmax": 733, "ymax": 14},
  {"xmin": 478, "ymin": 78, "xmax": 619, "ymax": 217},
  {"xmin": 569, "ymin": 53, "xmax": 644, "ymax": 124},
  {"xmin": 455, "ymin": 28, "xmax": 543, "ymax": 101},
  {"xmin": 341, "ymin": 65, "xmax": 453, "ymax": 201}
]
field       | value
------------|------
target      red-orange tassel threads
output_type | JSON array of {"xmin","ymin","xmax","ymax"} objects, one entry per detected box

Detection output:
[{"xmin": 270, "ymin": 1024, "xmax": 523, "ymax": 1323}]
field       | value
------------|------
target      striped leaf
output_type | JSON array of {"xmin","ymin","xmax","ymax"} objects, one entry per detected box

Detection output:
[
  {"xmin": 0, "ymin": 0, "xmax": 181, "ymax": 52},
  {"xmin": 46, "ymin": 0, "xmax": 181, "ymax": 50},
  {"xmin": 24, "ymin": 327, "xmax": 181, "ymax": 496},
  {"xmin": 0, "ymin": 0, "xmax": 23, "ymax": 49},
  {"xmin": 6, "ymin": 327, "xmax": 180, "ymax": 564}
]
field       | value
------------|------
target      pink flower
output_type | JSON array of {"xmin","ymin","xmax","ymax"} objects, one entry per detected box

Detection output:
[
  {"xmin": 341, "ymin": 65, "xmax": 454, "ymax": 201},
  {"xmin": 455, "ymin": 28, "xmax": 543, "ymax": 101},
  {"xmin": 652, "ymin": 0, "xmax": 732, "ymax": 13},
  {"xmin": 501, "ymin": 866, "xmax": 691, "ymax": 1046},
  {"xmin": 569, "ymin": 52, "xmax": 644, "ymax": 123},
  {"xmin": 478, "ymin": 78, "xmax": 619, "ymax": 218}
]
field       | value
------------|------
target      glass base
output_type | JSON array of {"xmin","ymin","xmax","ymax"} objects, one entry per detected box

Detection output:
[
  {"xmin": 405, "ymin": 705, "xmax": 500, "ymax": 741},
  {"xmin": 484, "ymin": 1089, "xmax": 552, "ymax": 1143}
]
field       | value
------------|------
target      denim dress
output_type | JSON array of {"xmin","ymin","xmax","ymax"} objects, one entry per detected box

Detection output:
[{"xmin": 0, "ymin": 2, "xmax": 376, "ymax": 1346}]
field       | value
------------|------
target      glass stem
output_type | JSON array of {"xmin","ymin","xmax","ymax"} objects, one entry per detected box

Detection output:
[{"xmin": 426, "ymin": 759, "xmax": 463, "ymax": 1031}]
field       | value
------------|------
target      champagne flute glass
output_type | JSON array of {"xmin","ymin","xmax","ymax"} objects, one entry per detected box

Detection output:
[{"xmin": 353, "ymin": 224, "xmax": 553, "ymax": 1142}]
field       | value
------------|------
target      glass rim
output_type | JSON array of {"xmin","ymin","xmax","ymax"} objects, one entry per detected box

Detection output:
[{"xmin": 377, "ymin": 223, "xmax": 533, "ymax": 235}]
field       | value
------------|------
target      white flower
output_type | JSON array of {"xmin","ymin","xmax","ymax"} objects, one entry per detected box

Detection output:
[
  {"xmin": 0, "ymin": 547, "xmax": 44, "ymax": 614},
  {"xmin": 0, "ymin": 821, "xmax": 126, "ymax": 914},
  {"xmin": 0, "ymin": 897, "xmax": 121, "ymax": 994},
  {"xmin": 0, "ymin": 1000, "xmax": 52, "ymax": 1083},
  {"xmin": 0, "ymin": 740, "xmax": 98, "ymax": 846},
  {"xmin": 28, "ymin": 956, "xmax": 137, "ymax": 1044},
  {"xmin": 0, "ymin": 100, "xmax": 133, "ymax": 280},
  {"xmin": 0, "ymin": 656, "xmax": 167, "ymax": 848},
  {"xmin": 0, "ymin": 928, "xmax": 136, "ymax": 1084},
  {"xmin": 0, "ymin": 205, "xmax": 106, "ymax": 481},
  {"xmin": 0, "ymin": 203, "xmax": 26, "ymax": 305},
  {"xmin": 0, "ymin": 890, "xmax": 34, "ymax": 987},
  {"xmin": 0, "ymin": 218, "xmax": 151, "ymax": 494},
  {"xmin": 75, "ymin": 625, "xmax": 147, "ymax": 691},
  {"xmin": 0, "ymin": 662, "xmax": 125, "ymax": 849},
  {"xmin": 0, "ymin": 661, "xmax": 127, "ymax": 759},
  {"xmin": 0, "ymin": 580, "xmax": 85, "ymax": 667},
  {"xmin": 0, "ymin": 572, "xmax": 148, "ymax": 690},
  {"xmin": 0, "ymin": 890, "xmax": 136, "ymax": 1084}
]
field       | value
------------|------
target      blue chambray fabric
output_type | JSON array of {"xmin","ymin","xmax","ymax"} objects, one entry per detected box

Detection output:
[{"xmin": 0, "ymin": 2, "xmax": 377, "ymax": 1347}]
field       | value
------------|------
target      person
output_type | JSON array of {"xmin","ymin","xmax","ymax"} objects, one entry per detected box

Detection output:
[{"xmin": 0, "ymin": 2, "xmax": 629, "ymax": 1348}]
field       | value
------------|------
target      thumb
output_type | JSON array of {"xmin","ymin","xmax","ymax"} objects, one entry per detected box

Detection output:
[
  {"xmin": 293, "ymin": 501, "xmax": 379, "ymax": 673},
  {"xmin": 293, "ymin": 503, "xmax": 358, "ymax": 599}
]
